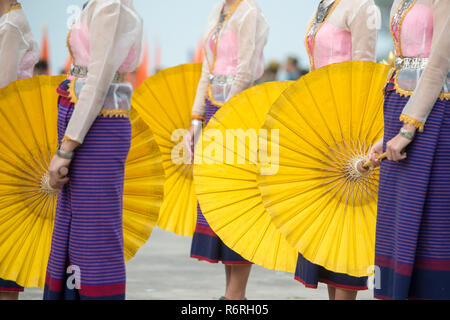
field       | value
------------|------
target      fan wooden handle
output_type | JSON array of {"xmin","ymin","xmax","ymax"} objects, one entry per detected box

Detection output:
[
  {"xmin": 58, "ymin": 167, "xmax": 69, "ymax": 179},
  {"xmin": 362, "ymin": 153, "xmax": 387, "ymax": 169}
]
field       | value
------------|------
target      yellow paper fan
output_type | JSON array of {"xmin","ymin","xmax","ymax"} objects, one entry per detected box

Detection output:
[
  {"xmin": 132, "ymin": 64, "xmax": 202, "ymax": 236},
  {"xmin": 258, "ymin": 61, "xmax": 392, "ymax": 277},
  {"xmin": 123, "ymin": 108, "xmax": 164, "ymax": 261},
  {"xmin": 193, "ymin": 81, "xmax": 298, "ymax": 272},
  {"xmin": 0, "ymin": 76, "xmax": 164, "ymax": 288}
]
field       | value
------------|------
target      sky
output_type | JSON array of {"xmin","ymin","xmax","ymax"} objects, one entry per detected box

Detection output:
[{"xmin": 22, "ymin": 0, "xmax": 394, "ymax": 75}]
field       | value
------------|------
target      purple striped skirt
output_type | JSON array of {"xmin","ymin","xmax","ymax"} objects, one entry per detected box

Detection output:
[
  {"xmin": 375, "ymin": 83, "xmax": 450, "ymax": 300},
  {"xmin": 294, "ymin": 253, "xmax": 368, "ymax": 291},
  {"xmin": 190, "ymin": 99, "xmax": 251, "ymax": 265},
  {"xmin": 0, "ymin": 278, "xmax": 23, "ymax": 292},
  {"xmin": 44, "ymin": 81, "xmax": 131, "ymax": 300}
]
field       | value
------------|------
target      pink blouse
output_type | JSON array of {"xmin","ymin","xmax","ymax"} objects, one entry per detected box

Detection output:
[
  {"xmin": 208, "ymin": 29, "xmax": 239, "ymax": 75},
  {"xmin": 392, "ymin": 2, "xmax": 434, "ymax": 58},
  {"xmin": 191, "ymin": 0, "xmax": 269, "ymax": 116},
  {"xmin": 69, "ymin": 20, "xmax": 138, "ymax": 73},
  {"xmin": 305, "ymin": 0, "xmax": 379, "ymax": 71},
  {"xmin": 308, "ymin": 23, "xmax": 352, "ymax": 70}
]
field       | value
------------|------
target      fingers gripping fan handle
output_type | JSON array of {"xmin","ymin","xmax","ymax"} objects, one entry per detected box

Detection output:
[
  {"xmin": 257, "ymin": 61, "xmax": 391, "ymax": 277},
  {"xmin": 0, "ymin": 76, "xmax": 164, "ymax": 288}
]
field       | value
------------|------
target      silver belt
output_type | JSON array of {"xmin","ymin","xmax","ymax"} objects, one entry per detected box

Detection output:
[
  {"xmin": 70, "ymin": 65, "xmax": 128, "ymax": 83},
  {"xmin": 208, "ymin": 74, "xmax": 235, "ymax": 86},
  {"xmin": 395, "ymin": 57, "xmax": 429, "ymax": 70}
]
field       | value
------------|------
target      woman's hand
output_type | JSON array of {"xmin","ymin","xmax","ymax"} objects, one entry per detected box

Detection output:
[
  {"xmin": 368, "ymin": 137, "xmax": 384, "ymax": 168},
  {"xmin": 385, "ymin": 124, "xmax": 416, "ymax": 162},
  {"xmin": 48, "ymin": 155, "xmax": 71, "ymax": 190},
  {"xmin": 184, "ymin": 122, "xmax": 203, "ymax": 163},
  {"xmin": 48, "ymin": 140, "xmax": 78, "ymax": 189}
]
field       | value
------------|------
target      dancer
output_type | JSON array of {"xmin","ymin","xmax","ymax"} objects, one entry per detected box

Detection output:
[
  {"xmin": 369, "ymin": 0, "xmax": 449, "ymax": 300},
  {"xmin": 294, "ymin": 0, "xmax": 380, "ymax": 300},
  {"xmin": 45, "ymin": 0, "xmax": 143, "ymax": 300},
  {"xmin": 0, "ymin": 0, "xmax": 39, "ymax": 300},
  {"xmin": 186, "ymin": 0, "xmax": 269, "ymax": 300}
]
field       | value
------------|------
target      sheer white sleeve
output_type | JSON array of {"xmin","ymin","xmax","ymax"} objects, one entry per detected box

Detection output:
[
  {"xmin": 349, "ymin": 0, "xmax": 379, "ymax": 62},
  {"xmin": 0, "ymin": 23, "xmax": 22, "ymax": 88},
  {"xmin": 191, "ymin": 59, "xmax": 210, "ymax": 118},
  {"xmin": 227, "ymin": 8, "xmax": 259, "ymax": 99},
  {"xmin": 191, "ymin": 3, "xmax": 222, "ymax": 118}
]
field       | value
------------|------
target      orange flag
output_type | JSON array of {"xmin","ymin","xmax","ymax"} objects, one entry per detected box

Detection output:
[
  {"xmin": 40, "ymin": 24, "xmax": 50, "ymax": 75},
  {"xmin": 64, "ymin": 57, "xmax": 72, "ymax": 75},
  {"xmin": 134, "ymin": 41, "xmax": 150, "ymax": 88},
  {"xmin": 192, "ymin": 40, "xmax": 205, "ymax": 64}
]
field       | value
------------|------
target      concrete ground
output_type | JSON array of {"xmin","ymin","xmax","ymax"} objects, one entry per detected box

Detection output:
[{"xmin": 21, "ymin": 227, "xmax": 375, "ymax": 300}]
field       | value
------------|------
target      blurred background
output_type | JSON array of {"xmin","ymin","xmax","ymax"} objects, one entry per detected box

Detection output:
[{"xmin": 23, "ymin": 0, "xmax": 394, "ymax": 86}]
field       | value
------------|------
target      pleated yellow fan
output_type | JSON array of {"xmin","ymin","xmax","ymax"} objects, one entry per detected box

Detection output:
[
  {"xmin": 132, "ymin": 64, "xmax": 202, "ymax": 236},
  {"xmin": 123, "ymin": 108, "xmax": 165, "ymax": 261},
  {"xmin": 193, "ymin": 81, "xmax": 298, "ymax": 273},
  {"xmin": 0, "ymin": 76, "xmax": 164, "ymax": 289},
  {"xmin": 258, "ymin": 61, "xmax": 392, "ymax": 277}
]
